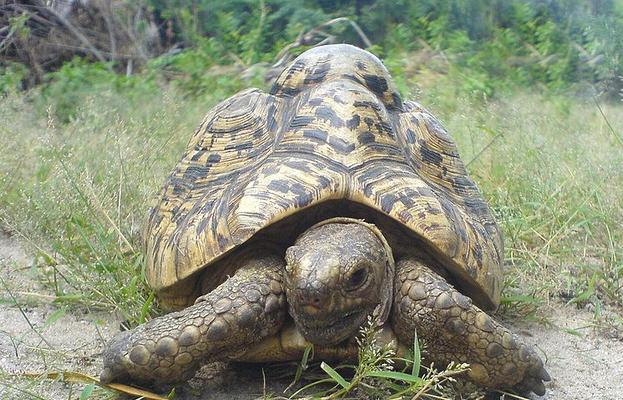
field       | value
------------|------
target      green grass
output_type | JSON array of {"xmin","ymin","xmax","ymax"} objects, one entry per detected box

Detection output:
[
  {"xmin": 0, "ymin": 59, "xmax": 622, "ymax": 398},
  {"xmin": 432, "ymin": 91, "xmax": 623, "ymax": 313},
  {"xmin": 386, "ymin": 60, "xmax": 623, "ymax": 313},
  {"xmin": 0, "ymin": 85, "xmax": 223, "ymax": 325},
  {"xmin": 284, "ymin": 317, "xmax": 471, "ymax": 399}
]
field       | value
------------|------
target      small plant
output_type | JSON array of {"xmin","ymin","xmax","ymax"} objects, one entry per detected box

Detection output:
[
  {"xmin": 0, "ymin": 62, "xmax": 27, "ymax": 94},
  {"xmin": 291, "ymin": 316, "xmax": 470, "ymax": 399}
]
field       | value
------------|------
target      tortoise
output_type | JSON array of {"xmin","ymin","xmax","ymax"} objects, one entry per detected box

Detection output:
[{"xmin": 100, "ymin": 44, "xmax": 550, "ymax": 395}]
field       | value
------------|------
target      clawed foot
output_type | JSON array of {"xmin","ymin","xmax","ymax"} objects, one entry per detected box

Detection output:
[
  {"xmin": 100, "ymin": 257, "xmax": 286, "ymax": 385},
  {"xmin": 392, "ymin": 258, "xmax": 551, "ymax": 396},
  {"xmin": 100, "ymin": 313, "xmax": 204, "ymax": 384},
  {"xmin": 511, "ymin": 353, "xmax": 551, "ymax": 396},
  {"xmin": 100, "ymin": 330, "xmax": 133, "ymax": 384}
]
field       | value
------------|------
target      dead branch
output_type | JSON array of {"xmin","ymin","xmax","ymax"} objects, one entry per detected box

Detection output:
[
  {"xmin": 0, "ymin": 0, "xmax": 162, "ymax": 86},
  {"xmin": 42, "ymin": 4, "xmax": 111, "ymax": 66},
  {"xmin": 266, "ymin": 16, "xmax": 373, "ymax": 83}
]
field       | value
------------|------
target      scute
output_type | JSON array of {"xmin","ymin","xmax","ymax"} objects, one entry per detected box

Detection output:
[{"xmin": 145, "ymin": 44, "xmax": 503, "ymax": 310}]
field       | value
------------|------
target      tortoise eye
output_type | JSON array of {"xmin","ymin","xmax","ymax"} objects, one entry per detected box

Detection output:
[{"xmin": 346, "ymin": 267, "xmax": 369, "ymax": 291}]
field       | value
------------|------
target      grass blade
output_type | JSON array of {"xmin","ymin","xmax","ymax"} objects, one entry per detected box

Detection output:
[
  {"xmin": 320, "ymin": 362, "xmax": 349, "ymax": 389},
  {"xmin": 412, "ymin": 328, "xmax": 421, "ymax": 378},
  {"xmin": 21, "ymin": 371, "xmax": 169, "ymax": 400},
  {"xmin": 367, "ymin": 370, "xmax": 422, "ymax": 383},
  {"xmin": 79, "ymin": 383, "xmax": 95, "ymax": 400},
  {"xmin": 43, "ymin": 308, "xmax": 66, "ymax": 329},
  {"xmin": 286, "ymin": 343, "xmax": 313, "ymax": 392}
]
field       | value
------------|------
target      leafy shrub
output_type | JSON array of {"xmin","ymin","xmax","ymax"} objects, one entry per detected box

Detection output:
[
  {"xmin": 0, "ymin": 62, "xmax": 27, "ymax": 94},
  {"xmin": 3, "ymin": 0, "xmax": 622, "ymax": 102}
]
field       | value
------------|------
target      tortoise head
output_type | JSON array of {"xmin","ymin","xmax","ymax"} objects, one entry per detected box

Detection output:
[{"xmin": 284, "ymin": 218, "xmax": 394, "ymax": 345}]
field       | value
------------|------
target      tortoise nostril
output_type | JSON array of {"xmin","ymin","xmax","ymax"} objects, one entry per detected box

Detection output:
[
  {"xmin": 301, "ymin": 296, "xmax": 326, "ymax": 314},
  {"xmin": 297, "ymin": 290, "xmax": 329, "ymax": 310},
  {"xmin": 305, "ymin": 295, "xmax": 325, "ymax": 308}
]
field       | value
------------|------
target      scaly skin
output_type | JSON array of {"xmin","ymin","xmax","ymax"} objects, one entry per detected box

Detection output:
[
  {"xmin": 391, "ymin": 257, "xmax": 550, "ymax": 395},
  {"xmin": 284, "ymin": 220, "xmax": 391, "ymax": 346},
  {"xmin": 101, "ymin": 220, "xmax": 549, "ymax": 395},
  {"xmin": 100, "ymin": 251, "xmax": 286, "ymax": 385}
]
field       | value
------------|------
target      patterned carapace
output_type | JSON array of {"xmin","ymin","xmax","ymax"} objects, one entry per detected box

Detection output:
[{"xmin": 145, "ymin": 44, "xmax": 503, "ymax": 310}]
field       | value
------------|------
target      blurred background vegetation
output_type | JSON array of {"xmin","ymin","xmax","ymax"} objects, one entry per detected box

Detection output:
[
  {"xmin": 0, "ymin": 0, "xmax": 622, "ymax": 327},
  {"xmin": 2, "ymin": 0, "xmax": 622, "ymax": 116}
]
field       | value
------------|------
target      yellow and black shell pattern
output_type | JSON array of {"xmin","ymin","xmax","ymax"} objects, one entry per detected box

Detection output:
[{"xmin": 145, "ymin": 44, "xmax": 503, "ymax": 310}]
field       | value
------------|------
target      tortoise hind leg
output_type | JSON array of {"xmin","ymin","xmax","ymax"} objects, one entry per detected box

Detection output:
[
  {"xmin": 391, "ymin": 257, "xmax": 550, "ymax": 395},
  {"xmin": 100, "ymin": 251, "xmax": 286, "ymax": 385}
]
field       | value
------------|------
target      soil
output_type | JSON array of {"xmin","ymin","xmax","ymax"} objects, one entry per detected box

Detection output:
[
  {"xmin": 0, "ymin": 232, "xmax": 118, "ymax": 399},
  {"xmin": 1, "ymin": 231, "xmax": 622, "ymax": 400}
]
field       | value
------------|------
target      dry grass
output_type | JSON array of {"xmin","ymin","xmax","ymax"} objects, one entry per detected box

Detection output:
[{"xmin": 0, "ymin": 87, "xmax": 213, "ymax": 325}]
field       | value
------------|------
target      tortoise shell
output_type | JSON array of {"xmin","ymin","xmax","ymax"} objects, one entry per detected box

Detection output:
[{"xmin": 145, "ymin": 44, "xmax": 503, "ymax": 310}]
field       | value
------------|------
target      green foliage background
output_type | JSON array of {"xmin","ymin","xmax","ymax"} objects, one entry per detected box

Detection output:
[{"xmin": 2, "ymin": 0, "xmax": 622, "ymax": 113}]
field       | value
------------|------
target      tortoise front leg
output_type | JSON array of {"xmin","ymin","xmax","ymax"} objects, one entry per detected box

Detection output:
[
  {"xmin": 391, "ymin": 257, "xmax": 550, "ymax": 395},
  {"xmin": 100, "ymin": 252, "xmax": 286, "ymax": 385}
]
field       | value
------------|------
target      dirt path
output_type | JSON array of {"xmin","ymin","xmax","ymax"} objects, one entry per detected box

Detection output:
[
  {"xmin": 521, "ymin": 306, "xmax": 623, "ymax": 399},
  {"xmin": 0, "ymin": 233, "xmax": 118, "ymax": 399},
  {"xmin": 1, "ymin": 231, "xmax": 622, "ymax": 399}
]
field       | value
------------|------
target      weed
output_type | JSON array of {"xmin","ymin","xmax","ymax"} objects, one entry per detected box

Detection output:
[{"xmin": 288, "ymin": 317, "xmax": 469, "ymax": 399}]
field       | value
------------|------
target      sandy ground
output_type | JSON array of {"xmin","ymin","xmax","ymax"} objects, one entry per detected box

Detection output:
[
  {"xmin": 524, "ymin": 307, "xmax": 623, "ymax": 400},
  {"xmin": 1, "ymin": 231, "xmax": 622, "ymax": 400},
  {"xmin": 0, "ymin": 232, "xmax": 119, "ymax": 399}
]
